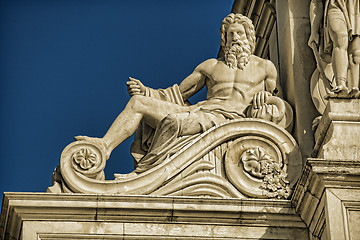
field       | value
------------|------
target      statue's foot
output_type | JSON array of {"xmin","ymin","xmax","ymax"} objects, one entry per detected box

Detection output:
[
  {"xmin": 331, "ymin": 84, "xmax": 348, "ymax": 93},
  {"xmin": 114, "ymin": 171, "xmax": 137, "ymax": 180},
  {"xmin": 349, "ymin": 87, "xmax": 360, "ymax": 98},
  {"xmin": 74, "ymin": 136, "xmax": 110, "ymax": 159},
  {"xmin": 326, "ymin": 85, "xmax": 349, "ymax": 98}
]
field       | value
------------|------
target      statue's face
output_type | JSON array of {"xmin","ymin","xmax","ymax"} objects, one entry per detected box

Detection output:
[{"xmin": 226, "ymin": 23, "xmax": 247, "ymax": 47}]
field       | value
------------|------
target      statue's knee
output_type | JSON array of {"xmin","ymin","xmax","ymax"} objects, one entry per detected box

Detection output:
[
  {"xmin": 352, "ymin": 50, "xmax": 360, "ymax": 64},
  {"xmin": 159, "ymin": 114, "xmax": 181, "ymax": 132},
  {"xmin": 161, "ymin": 114, "xmax": 178, "ymax": 126},
  {"xmin": 333, "ymin": 34, "xmax": 349, "ymax": 49},
  {"xmin": 129, "ymin": 95, "xmax": 145, "ymax": 108}
]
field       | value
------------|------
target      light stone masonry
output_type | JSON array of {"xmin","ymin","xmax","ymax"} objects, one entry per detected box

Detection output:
[{"xmin": 1, "ymin": 193, "xmax": 308, "ymax": 240}]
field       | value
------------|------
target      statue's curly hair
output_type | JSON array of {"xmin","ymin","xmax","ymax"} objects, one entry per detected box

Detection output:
[{"xmin": 220, "ymin": 13, "xmax": 256, "ymax": 54}]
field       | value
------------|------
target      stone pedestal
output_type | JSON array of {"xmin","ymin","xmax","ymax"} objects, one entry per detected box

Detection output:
[
  {"xmin": 1, "ymin": 193, "xmax": 307, "ymax": 240},
  {"xmin": 292, "ymin": 99, "xmax": 360, "ymax": 239},
  {"xmin": 313, "ymin": 99, "xmax": 360, "ymax": 160}
]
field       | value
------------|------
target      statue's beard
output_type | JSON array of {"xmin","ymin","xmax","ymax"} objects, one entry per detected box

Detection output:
[{"xmin": 224, "ymin": 40, "xmax": 251, "ymax": 70}]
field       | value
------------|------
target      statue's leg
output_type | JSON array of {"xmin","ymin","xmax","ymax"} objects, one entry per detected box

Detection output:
[
  {"xmin": 348, "ymin": 36, "xmax": 360, "ymax": 96},
  {"xmin": 328, "ymin": 9, "xmax": 349, "ymax": 92},
  {"xmin": 75, "ymin": 95, "xmax": 189, "ymax": 158}
]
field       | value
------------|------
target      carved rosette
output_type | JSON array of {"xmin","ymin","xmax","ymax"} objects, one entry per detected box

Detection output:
[
  {"xmin": 73, "ymin": 148, "xmax": 98, "ymax": 170},
  {"xmin": 61, "ymin": 141, "xmax": 107, "ymax": 182},
  {"xmin": 240, "ymin": 147, "xmax": 273, "ymax": 178}
]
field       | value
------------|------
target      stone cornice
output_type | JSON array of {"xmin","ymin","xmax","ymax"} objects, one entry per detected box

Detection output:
[{"xmin": 1, "ymin": 193, "xmax": 306, "ymax": 239}]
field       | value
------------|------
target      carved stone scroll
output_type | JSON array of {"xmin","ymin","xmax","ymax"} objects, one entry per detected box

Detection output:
[{"xmin": 50, "ymin": 119, "xmax": 301, "ymax": 199}]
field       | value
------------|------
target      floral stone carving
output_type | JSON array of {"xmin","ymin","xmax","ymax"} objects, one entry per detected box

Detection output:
[
  {"xmin": 261, "ymin": 162, "xmax": 290, "ymax": 199},
  {"xmin": 241, "ymin": 147, "xmax": 273, "ymax": 178},
  {"xmin": 48, "ymin": 119, "xmax": 301, "ymax": 199},
  {"xmin": 73, "ymin": 148, "xmax": 97, "ymax": 170}
]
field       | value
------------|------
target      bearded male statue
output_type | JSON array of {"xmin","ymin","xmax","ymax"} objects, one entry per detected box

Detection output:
[{"xmin": 75, "ymin": 13, "xmax": 289, "ymax": 176}]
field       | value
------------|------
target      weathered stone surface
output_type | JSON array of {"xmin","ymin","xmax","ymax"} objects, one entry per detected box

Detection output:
[
  {"xmin": 292, "ymin": 158, "xmax": 360, "ymax": 239},
  {"xmin": 313, "ymin": 99, "xmax": 360, "ymax": 159},
  {"xmin": 0, "ymin": 193, "xmax": 308, "ymax": 240},
  {"xmin": 275, "ymin": 0, "xmax": 318, "ymax": 163}
]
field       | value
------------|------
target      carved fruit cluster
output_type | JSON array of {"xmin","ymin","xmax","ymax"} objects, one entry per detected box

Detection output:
[{"xmin": 260, "ymin": 162, "xmax": 291, "ymax": 199}]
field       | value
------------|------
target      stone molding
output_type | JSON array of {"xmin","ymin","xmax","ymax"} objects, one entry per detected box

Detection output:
[
  {"xmin": 0, "ymin": 193, "xmax": 308, "ymax": 240},
  {"xmin": 292, "ymin": 158, "xmax": 360, "ymax": 239}
]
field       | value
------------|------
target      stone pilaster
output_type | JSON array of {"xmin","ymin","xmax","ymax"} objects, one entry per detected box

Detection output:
[
  {"xmin": 275, "ymin": 0, "xmax": 319, "ymax": 163},
  {"xmin": 292, "ymin": 99, "xmax": 360, "ymax": 239}
]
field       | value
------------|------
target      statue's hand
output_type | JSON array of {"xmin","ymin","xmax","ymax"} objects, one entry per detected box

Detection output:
[
  {"xmin": 252, "ymin": 91, "xmax": 271, "ymax": 109},
  {"xmin": 308, "ymin": 32, "xmax": 319, "ymax": 48},
  {"xmin": 127, "ymin": 77, "xmax": 146, "ymax": 96},
  {"xmin": 249, "ymin": 91, "xmax": 286, "ymax": 125}
]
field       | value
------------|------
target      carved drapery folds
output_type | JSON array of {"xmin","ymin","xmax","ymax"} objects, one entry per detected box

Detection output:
[{"xmin": 49, "ymin": 119, "xmax": 301, "ymax": 199}]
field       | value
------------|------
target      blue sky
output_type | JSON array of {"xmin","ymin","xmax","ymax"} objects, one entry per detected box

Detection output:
[{"xmin": 0, "ymin": 0, "xmax": 234, "ymax": 201}]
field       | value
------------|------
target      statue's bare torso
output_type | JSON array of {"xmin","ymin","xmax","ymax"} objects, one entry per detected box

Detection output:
[{"xmin": 180, "ymin": 55, "xmax": 277, "ymax": 112}]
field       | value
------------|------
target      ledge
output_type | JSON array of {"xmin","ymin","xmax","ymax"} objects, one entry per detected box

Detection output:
[{"xmin": 1, "ymin": 192, "xmax": 307, "ymax": 239}]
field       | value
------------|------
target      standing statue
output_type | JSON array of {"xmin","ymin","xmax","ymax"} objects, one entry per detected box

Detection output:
[
  {"xmin": 50, "ymin": 13, "xmax": 300, "ymax": 199},
  {"xmin": 309, "ymin": 0, "xmax": 360, "ymax": 98}
]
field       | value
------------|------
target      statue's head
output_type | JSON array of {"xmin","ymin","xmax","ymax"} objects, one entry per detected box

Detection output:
[{"xmin": 220, "ymin": 13, "xmax": 256, "ymax": 69}]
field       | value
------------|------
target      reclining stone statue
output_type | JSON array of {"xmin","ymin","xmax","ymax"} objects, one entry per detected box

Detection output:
[{"xmin": 48, "ymin": 13, "xmax": 301, "ymax": 199}]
